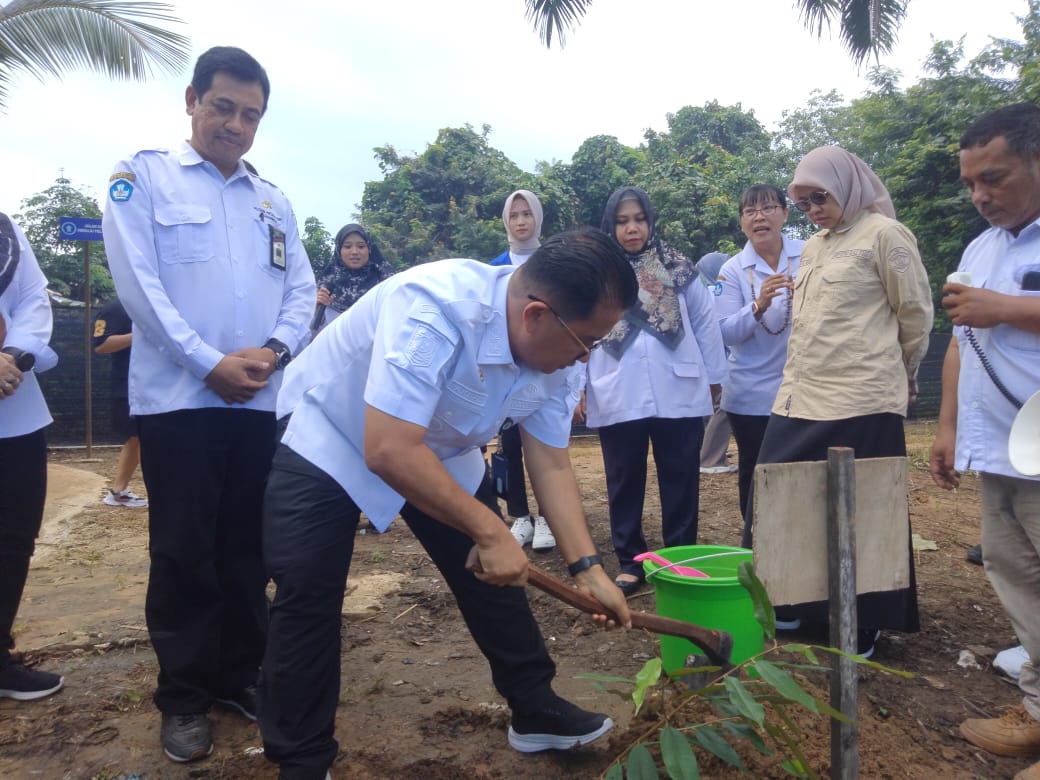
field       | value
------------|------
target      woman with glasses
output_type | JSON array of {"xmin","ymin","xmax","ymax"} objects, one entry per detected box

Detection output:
[
  {"xmin": 584, "ymin": 186, "xmax": 728, "ymax": 596},
  {"xmin": 748, "ymin": 146, "xmax": 933, "ymax": 657},
  {"xmin": 312, "ymin": 223, "xmax": 395, "ymax": 336},
  {"xmin": 715, "ymin": 184, "xmax": 804, "ymax": 519}
]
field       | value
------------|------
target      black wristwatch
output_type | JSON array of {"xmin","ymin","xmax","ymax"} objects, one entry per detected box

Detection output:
[
  {"xmin": 1, "ymin": 347, "xmax": 35, "ymax": 371},
  {"xmin": 263, "ymin": 338, "xmax": 292, "ymax": 371},
  {"xmin": 567, "ymin": 554, "xmax": 604, "ymax": 577}
]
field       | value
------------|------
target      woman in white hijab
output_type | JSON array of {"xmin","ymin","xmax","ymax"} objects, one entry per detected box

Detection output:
[
  {"xmin": 488, "ymin": 190, "xmax": 556, "ymax": 551},
  {"xmin": 746, "ymin": 146, "xmax": 933, "ymax": 658}
]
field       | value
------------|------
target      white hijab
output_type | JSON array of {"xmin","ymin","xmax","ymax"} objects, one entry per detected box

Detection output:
[{"xmin": 502, "ymin": 189, "xmax": 543, "ymax": 256}]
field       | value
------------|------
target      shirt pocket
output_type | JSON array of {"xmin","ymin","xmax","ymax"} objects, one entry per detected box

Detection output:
[
  {"xmin": 672, "ymin": 362, "xmax": 701, "ymax": 379},
  {"xmin": 155, "ymin": 204, "xmax": 214, "ymax": 263},
  {"xmin": 820, "ymin": 255, "xmax": 876, "ymax": 306},
  {"xmin": 1001, "ymin": 291, "xmax": 1040, "ymax": 352}
]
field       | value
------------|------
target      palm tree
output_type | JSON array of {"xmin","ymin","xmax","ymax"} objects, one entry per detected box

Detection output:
[
  {"xmin": 0, "ymin": 0, "xmax": 190, "ymax": 111},
  {"xmin": 524, "ymin": 0, "xmax": 909, "ymax": 67}
]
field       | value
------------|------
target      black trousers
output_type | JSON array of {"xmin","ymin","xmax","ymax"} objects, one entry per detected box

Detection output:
[
  {"xmin": 598, "ymin": 416, "xmax": 704, "ymax": 579},
  {"xmin": 0, "ymin": 429, "xmax": 47, "ymax": 667},
  {"xmin": 742, "ymin": 412, "xmax": 919, "ymax": 633},
  {"xmin": 727, "ymin": 412, "xmax": 770, "ymax": 519},
  {"xmin": 499, "ymin": 423, "xmax": 531, "ymax": 519},
  {"xmin": 259, "ymin": 445, "xmax": 557, "ymax": 779},
  {"xmin": 138, "ymin": 408, "xmax": 276, "ymax": 713}
]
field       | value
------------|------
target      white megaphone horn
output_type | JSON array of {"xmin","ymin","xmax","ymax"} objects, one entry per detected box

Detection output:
[{"xmin": 1009, "ymin": 389, "xmax": 1040, "ymax": 477}]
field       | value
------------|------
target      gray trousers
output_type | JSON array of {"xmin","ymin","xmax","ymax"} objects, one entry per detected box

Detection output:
[{"xmin": 980, "ymin": 472, "xmax": 1040, "ymax": 720}]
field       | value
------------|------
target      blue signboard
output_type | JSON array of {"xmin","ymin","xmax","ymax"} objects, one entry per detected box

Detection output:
[{"xmin": 59, "ymin": 216, "xmax": 104, "ymax": 242}]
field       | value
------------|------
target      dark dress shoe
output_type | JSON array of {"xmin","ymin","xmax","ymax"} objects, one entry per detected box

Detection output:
[
  {"xmin": 966, "ymin": 544, "xmax": 983, "ymax": 565},
  {"xmin": 614, "ymin": 576, "xmax": 644, "ymax": 597}
]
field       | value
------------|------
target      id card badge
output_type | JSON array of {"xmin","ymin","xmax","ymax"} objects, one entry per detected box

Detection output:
[{"xmin": 269, "ymin": 225, "xmax": 286, "ymax": 271}]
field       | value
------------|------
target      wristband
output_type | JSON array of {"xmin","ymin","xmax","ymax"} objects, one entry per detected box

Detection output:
[
  {"xmin": 751, "ymin": 300, "xmax": 762, "ymax": 320},
  {"xmin": 567, "ymin": 554, "xmax": 604, "ymax": 577}
]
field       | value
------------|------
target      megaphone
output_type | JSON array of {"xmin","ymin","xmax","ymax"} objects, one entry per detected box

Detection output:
[{"xmin": 1009, "ymin": 389, "xmax": 1040, "ymax": 476}]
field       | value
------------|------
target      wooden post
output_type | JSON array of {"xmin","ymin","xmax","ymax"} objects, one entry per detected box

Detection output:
[{"xmin": 827, "ymin": 446, "xmax": 857, "ymax": 780}]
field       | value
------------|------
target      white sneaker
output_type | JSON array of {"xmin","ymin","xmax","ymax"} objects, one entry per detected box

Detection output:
[
  {"xmin": 994, "ymin": 644, "xmax": 1029, "ymax": 681},
  {"xmin": 103, "ymin": 488, "xmax": 148, "ymax": 508},
  {"xmin": 531, "ymin": 516, "xmax": 556, "ymax": 551},
  {"xmin": 700, "ymin": 465, "xmax": 738, "ymax": 474},
  {"xmin": 510, "ymin": 516, "xmax": 534, "ymax": 546}
]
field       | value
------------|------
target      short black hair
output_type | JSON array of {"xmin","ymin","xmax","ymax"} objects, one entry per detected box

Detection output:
[
  {"xmin": 191, "ymin": 46, "xmax": 271, "ymax": 112},
  {"xmin": 520, "ymin": 228, "xmax": 638, "ymax": 320},
  {"xmin": 960, "ymin": 103, "xmax": 1040, "ymax": 161},
  {"xmin": 739, "ymin": 183, "xmax": 787, "ymax": 212}
]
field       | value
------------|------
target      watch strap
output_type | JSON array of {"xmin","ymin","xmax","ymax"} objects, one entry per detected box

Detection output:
[{"xmin": 567, "ymin": 554, "xmax": 604, "ymax": 577}]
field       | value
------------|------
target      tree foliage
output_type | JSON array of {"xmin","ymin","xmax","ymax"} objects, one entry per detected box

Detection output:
[
  {"xmin": 0, "ymin": 0, "xmax": 190, "ymax": 111},
  {"xmin": 301, "ymin": 216, "xmax": 333, "ymax": 276},
  {"xmin": 15, "ymin": 177, "xmax": 110, "ymax": 301}
]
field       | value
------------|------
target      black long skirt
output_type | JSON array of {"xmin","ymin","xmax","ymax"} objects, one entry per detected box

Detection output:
[{"xmin": 747, "ymin": 412, "xmax": 920, "ymax": 634}]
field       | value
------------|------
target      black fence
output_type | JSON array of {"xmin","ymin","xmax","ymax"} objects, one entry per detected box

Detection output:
[{"xmin": 38, "ymin": 304, "xmax": 952, "ymax": 447}]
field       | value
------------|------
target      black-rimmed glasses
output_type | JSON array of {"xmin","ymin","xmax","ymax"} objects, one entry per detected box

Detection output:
[
  {"xmin": 792, "ymin": 190, "xmax": 830, "ymax": 212},
  {"xmin": 527, "ymin": 294, "xmax": 600, "ymax": 358},
  {"xmin": 740, "ymin": 203, "xmax": 783, "ymax": 219}
]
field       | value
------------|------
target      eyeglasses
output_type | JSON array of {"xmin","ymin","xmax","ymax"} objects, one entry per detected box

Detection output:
[
  {"xmin": 792, "ymin": 190, "xmax": 830, "ymax": 212},
  {"xmin": 527, "ymin": 294, "xmax": 601, "ymax": 358},
  {"xmin": 740, "ymin": 203, "xmax": 783, "ymax": 219}
]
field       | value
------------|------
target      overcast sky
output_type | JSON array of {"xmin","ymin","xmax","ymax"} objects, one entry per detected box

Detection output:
[{"xmin": 0, "ymin": 0, "xmax": 1028, "ymax": 234}]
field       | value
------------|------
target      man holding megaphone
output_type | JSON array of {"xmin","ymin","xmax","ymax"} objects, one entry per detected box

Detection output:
[{"xmin": 930, "ymin": 104, "xmax": 1040, "ymax": 780}]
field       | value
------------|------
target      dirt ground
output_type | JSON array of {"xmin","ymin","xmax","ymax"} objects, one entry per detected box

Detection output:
[{"xmin": 0, "ymin": 422, "xmax": 1032, "ymax": 779}]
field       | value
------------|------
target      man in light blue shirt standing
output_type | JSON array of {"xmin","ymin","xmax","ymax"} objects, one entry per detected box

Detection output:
[
  {"xmin": 931, "ymin": 103, "xmax": 1040, "ymax": 779},
  {"xmin": 259, "ymin": 229, "xmax": 637, "ymax": 780},
  {"xmin": 102, "ymin": 46, "xmax": 315, "ymax": 765}
]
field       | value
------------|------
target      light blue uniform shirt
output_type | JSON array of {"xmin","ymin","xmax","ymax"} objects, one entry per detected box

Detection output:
[
  {"xmin": 277, "ymin": 259, "xmax": 583, "ymax": 531},
  {"xmin": 102, "ymin": 142, "xmax": 316, "ymax": 415},
  {"xmin": 584, "ymin": 276, "xmax": 728, "ymax": 428},
  {"xmin": 0, "ymin": 217, "xmax": 58, "ymax": 438},
  {"xmin": 715, "ymin": 236, "xmax": 804, "ymax": 416},
  {"xmin": 954, "ymin": 221, "xmax": 1040, "ymax": 480}
]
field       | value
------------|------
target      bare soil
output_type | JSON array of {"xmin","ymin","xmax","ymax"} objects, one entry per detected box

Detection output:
[{"xmin": 0, "ymin": 422, "xmax": 1031, "ymax": 779}]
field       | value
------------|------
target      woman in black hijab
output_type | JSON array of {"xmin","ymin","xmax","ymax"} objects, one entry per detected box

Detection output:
[{"xmin": 312, "ymin": 224, "xmax": 395, "ymax": 333}]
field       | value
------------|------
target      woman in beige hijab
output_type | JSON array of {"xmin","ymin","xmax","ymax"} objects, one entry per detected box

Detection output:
[{"xmin": 745, "ymin": 146, "xmax": 934, "ymax": 658}]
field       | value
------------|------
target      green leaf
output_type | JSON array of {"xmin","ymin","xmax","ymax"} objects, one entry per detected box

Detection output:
[
  {"xmin": 752, "ymin": 660, "xmax": 819, "ymax": 712},
  {"xmin": 783, "ymin": 644, "xmax": 821, "ymax": 666},
  {"xmin": 723, "ymin": 676, "xmax": 765, "ymax": 727},
  {"xmin": 605, "ymin": 763, "xmax": 625, "ymax": 780},
  {"xmin": 781, "ymin": 758, "xmax": 809, "ymax": 777},
  {"xmin": 693, "ymin": 725, "xmax": 743, "ymax": 769},
  {"xmin": 737, "ymin": 560, "xmax": 775, "ymax": 639},
  {"xmin": 576, "ymin": 672, "xmax": 640, "ymax": 684},
  {"xmin": 721, "ymin": 721, "xmax": 774, "ymax": 755},
  {"xmin": 626, "ymin": 743, "xmax": 661, "ymax": 779},
  {"xmin": 633, "ymin": 657, "xmax": 663, "ymax": 715},
  {"xmin": 660, "ymin": 726, "xmax": 700, "ymax": 780}
]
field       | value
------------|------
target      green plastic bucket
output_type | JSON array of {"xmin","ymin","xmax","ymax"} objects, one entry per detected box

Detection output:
[{"xmin": 642, "ymin": 544, "xmax": 764, "ymax": 673}]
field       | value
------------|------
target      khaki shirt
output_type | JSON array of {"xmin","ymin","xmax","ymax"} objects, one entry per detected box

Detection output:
[{"xmin": 773, "ymin": 211, "xmax": 933, "ymax": 420}]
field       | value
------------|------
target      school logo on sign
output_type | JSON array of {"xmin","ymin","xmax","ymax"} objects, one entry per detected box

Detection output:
[{"xmin": 109, "ymin": 180, "xmax": 134, "ymax": 203}]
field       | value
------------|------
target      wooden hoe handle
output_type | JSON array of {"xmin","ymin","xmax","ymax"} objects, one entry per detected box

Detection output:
[{"xmin": 526, "ymin": 562, "xmax": 735, "ymax": 670}]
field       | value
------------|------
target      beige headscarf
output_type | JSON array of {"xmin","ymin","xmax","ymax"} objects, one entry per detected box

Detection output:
[
  {"xmin": 502, "ymin": 189, "xmax": 543, "ymax": 255},
  {"xmin": 789, "ymin": 146, "xmax": 895, "ymax": 227}
]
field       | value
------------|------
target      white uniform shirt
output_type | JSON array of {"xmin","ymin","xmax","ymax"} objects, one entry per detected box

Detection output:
[
  {"xmin": 584, "ymin": 277, "xmax": 728, "ymax": 428},
  {"xmin": 277, "ymin": 259, "xmax": 584, "ymax": 531},
  {"xmin": 0, "ymin": 217, "xmax": 57, "ymax": 438},
  {"xmin": 954, "ymin": 220, "xmax": 1040, "ymax": 480},
  {"xmin": 715, "ymin": 237, "xmax": 804, "ymax": 416},
  {"xmin": 102, "ymin": 142, "xmax": 316, "ymax": 415}
]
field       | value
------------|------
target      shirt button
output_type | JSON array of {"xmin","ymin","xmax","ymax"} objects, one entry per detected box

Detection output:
[
  {"xmin": 444, "ymin": 411, "xmax": 453, "ymax": 419},
  {"xmin": 972, "ymin": 401, "xmax": 979, "ymax": 409},
  {"xmin": 481, "ymin": 307, "xmax": 492, "ymax": 321},
  {"xmin": 236, "ymin": 330, "xmax": 244, "ymax": 337}
]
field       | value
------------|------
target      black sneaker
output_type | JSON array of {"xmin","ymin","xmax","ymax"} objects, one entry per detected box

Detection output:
[
  {"xmin": 215, "ymin": 684, "xmax": 257, "ymax": 721},
  {"xmin": 161, "ymin": 712, "xmax": 213, "ymax": 763},
  {"xmin": 508, "ymin": 694, "xmax": 614, "ymax": 752},
  {"xmin": 0, "ymin": 662, "xmax": 64, "ymax": 701},
  {"xmin": 966, "ymin": 544, "xmax": 984, "ymax": 566}
]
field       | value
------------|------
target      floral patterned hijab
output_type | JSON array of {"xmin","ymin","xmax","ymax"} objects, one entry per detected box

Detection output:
[
  {"xmin": 597, "ymin": 187, "xmax": 695, "ymax": 357},
  {"xmin": 317, "ymin": 223, "xmax": 395, "ymax": 313}
]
